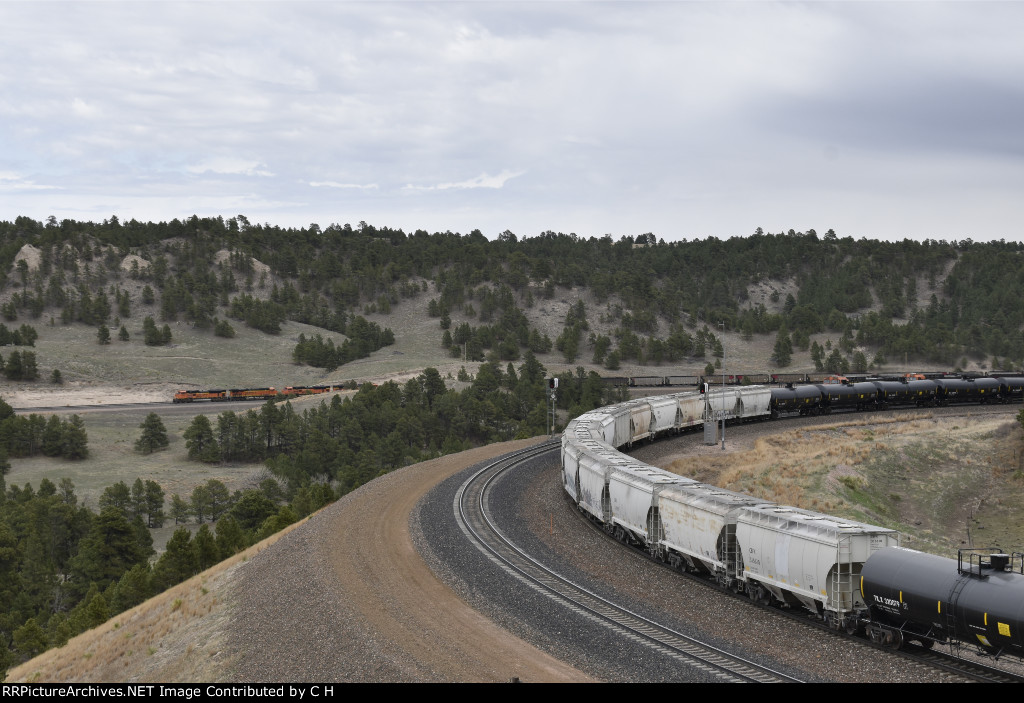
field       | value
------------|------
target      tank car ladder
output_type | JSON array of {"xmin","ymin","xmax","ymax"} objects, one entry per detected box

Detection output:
[{"xmin": 942, "ymin": 575, "xmax": 970, "ymax": 657}]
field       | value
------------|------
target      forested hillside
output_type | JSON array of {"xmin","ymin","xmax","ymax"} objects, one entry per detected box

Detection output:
[
  {"xmin": 1, "ymin": 215, "xmax": 1022, "ymax": 374},
  {"xmin": 2, "ymin": 214, "xmax": 1023, "ymax": 677},
  {"xmin": 0, "ymin": 358, "xmax": 618, "ymax": 675}
]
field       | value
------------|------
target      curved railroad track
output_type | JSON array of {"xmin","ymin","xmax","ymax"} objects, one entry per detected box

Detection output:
[
  {"xmin": 567, "ymin": 487, "xmax": 1024, "ymax": 684},
  {"xmin": 618, "ymin": 403, "xmax": 1024, "ymax": 683},
  {"xmin": 454, "ymin": 439, "xmax": 804, "ymax": 683}
]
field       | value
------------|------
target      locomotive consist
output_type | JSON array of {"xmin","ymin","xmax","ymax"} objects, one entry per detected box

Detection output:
[
  {"xmin": 172, "ymin": 384, "xmax": 346, "ymax": 403},
  {"xmin": 561, "ymin": 384, "xmax": 1024, "ymax": 658}
]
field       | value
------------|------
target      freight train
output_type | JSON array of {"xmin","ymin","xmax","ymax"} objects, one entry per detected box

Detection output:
[
  {"xmin": 172, "ymin": 384, "xmax": 349, "ymax": 403},
  {"xmin": 770, "ymin": 375, "xmax": 1024, "ymax": 416},
  {"xmin": 612, "ymin": 370, "xmax": 1024, "ymax": 390},
  {"xmin": 560, "ymin": 383, "xmax": 1024, "ymax": 659}
]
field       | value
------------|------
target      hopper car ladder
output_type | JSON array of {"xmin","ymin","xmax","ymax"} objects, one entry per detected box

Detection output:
[{"xmin": 829, "ymin": 534, "xmax": 855, "ymax": 613}]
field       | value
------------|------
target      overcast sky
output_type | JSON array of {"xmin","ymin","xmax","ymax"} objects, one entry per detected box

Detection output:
[{"xmin": 1, "ymin": 1, "xmax": 1022, "ymax": 242}]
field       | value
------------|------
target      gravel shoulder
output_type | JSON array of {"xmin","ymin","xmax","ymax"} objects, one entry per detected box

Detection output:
[{"xmin": 225, "ymin": 438, "xmax": 593, "ymax": 683}]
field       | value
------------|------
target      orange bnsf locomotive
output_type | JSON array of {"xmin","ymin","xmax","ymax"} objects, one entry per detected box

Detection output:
[
  {"xmin": 172, "ymin": 384, "xmax": 350, "ymax": 403},
  {"xmin": 172, "ymin": 388, "xmax": 278, "ymax": 403}
]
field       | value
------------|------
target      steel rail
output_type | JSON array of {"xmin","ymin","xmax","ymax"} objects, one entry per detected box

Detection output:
[
  {"xmin": 454, "ymin": 440, "xmax": 803, "ymax": 683},
  {"xmin": 614, "ymin": 410, "xmax": 1024, "ymax": 684}
]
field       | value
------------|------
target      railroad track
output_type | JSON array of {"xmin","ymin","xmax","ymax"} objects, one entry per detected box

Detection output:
[
  {"xmin": 619, "ymin": 407, "xmax": 1024, "ymax": 683},
  {"xmin": 454, "ymin": 440, "xmax": 803, "ymax": 684},
  {"xmin": 567, "ymin": 487, "xmax": 1024, "ymax": 683}
]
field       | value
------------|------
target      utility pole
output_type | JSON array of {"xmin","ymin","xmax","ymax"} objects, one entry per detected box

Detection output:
[
  {"xmin": 547, "ymin": 377, "xmax": 558, "ymax": 437},
  {"xmin": 720, "ymin": 321, "xmax": 726, "ymax": 450}
]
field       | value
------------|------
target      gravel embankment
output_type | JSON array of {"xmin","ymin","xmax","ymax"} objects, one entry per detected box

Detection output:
[{"xmin": 224, "ymin": 439, "xmax": 591, "ymax": 683}]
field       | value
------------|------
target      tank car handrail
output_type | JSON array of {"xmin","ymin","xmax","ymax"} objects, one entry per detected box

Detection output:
[{"xmin": 955, "ymin": 548, "xmax": 1022, "ymax": 578}]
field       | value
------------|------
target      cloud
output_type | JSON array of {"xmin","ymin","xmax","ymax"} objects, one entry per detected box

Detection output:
[
  {"xmin": 309, "ymin": 181, "xmax": 379, "ymax": 190},
  {"xmin": 0, "ymin": 172, "xmax": 59, "ymax": 190},
  {"xmin": 186, "ymin": 158, "xmax": 274, "ymax": 177},
  {"xmin": 405, "ymin": 169, "xmax": 525, "ymax": 191},
  {"xmin": 1, "ymin": 3, "xmax": 1023, "ymax": 242},
  {"xmin": 71, "ymin": 98, "xmax": 100, "ymax": 119}
]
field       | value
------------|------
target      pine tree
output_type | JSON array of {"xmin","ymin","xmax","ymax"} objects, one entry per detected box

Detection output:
[
  {"xmin": 772, "ymin": 326, "xmax": 793, "ymax": 367},
  {"xmin": 213, "ymin": 319, "xmax": 235, "ymax": 338},
  {"xmin": 811, "ymin": 341, "xmax": 825, "ymax": 371},
  {"xmin": 144, "ymin": 480, "xmax": 166, "ymax": 528},
  {"xmin": 190, "ymin": 484, "xmax": 212, "ymax": 524},
  {"xmin": 99, "ymin": 481, "xmax": 131, "ymax": 516},
  {"xmin": 130, "ymin": 478, "xmax": 147, "ymax": 521},
  {"xmin": 215, "ymin": 515, "xmax": 246, "ymax": 556},
  {"xmin": 110, "ymin": 563, "xmax": 152, "ymax": 612},
  {"xmin": 4, "ymin": 350, "xmax": 21, "ymax": 380},
  {"xmin": 97, "ymin": 325, "xmax": 110, "ymax": 344},
  {"xmin": 170, "ymin": 493, "xmax": 191, "ymax": 525},
  {"xmin": 143, "ymin": 316, "xmax": 162, "ymax": 345},
  {"xmin": 183, "ymin": 415, "xmax": 218, "ymax": 462},
  {"xmin": 151, "ymin": 527, "xmax": 198, "ymax": 590},
  {"xmin": 228, "ymin": 490, "xmax": 277, "ymax": 531},
  {"xmin": 0, "ymin": 633, "xmax": 13, "ymax": 681},
  {"xmin": 206, "ymin": 479, "xmax": 231, "ymax": 521},
  {"xmin": 67, "ymin": 584, "xmax": 110, "ymax": 635},
  {"xmin": 20, "ymin": 351, "xmax": 38, "ymax": 380},
  {"xmin": 194, "ymin": 524, "xmax": 220, "ymax": 571},
  {"xmin": 135, "ymin": 413, "xmax": 169, "ymax": 455},
  {"xmin": 852, "ymin": 350, "xmax": 868, "ymax": 373},
  {"xmin": 66, "ymin": 507, "xmax": 147, "ymax": 599},
  {"xmin": 60, "ymin": 414, "xmax": 89, "ymax": 459},
  {"xmin": 45, "ymin": 613, "xmax": 71, "ymax": 650},
  {"xmin": 12, "ymin": 618, "xmax": 47, "ymax": 661},
  {"xmin": 41, "ymin": 415, "xmax": 64, "ymax": 457}
]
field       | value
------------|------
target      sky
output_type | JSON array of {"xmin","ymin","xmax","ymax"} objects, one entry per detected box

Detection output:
[{"xmin": 1, "ymin": 1, "xmax": 1023, "ymax": 243}]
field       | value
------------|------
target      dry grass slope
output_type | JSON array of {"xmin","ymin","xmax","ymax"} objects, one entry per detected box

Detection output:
[{"xmin": 665, "ymin": 412, "xmax": 1024, "ymax": 555}]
